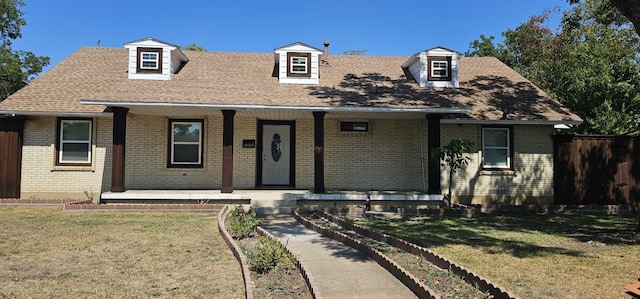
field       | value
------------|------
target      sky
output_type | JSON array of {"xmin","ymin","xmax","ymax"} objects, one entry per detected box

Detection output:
[{"xmin": 12, "ymin": 1, "xmax": 573, "ymax": 74}]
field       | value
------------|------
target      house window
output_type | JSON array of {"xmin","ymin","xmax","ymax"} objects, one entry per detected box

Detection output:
[
  {"xmin": 427, "ymin": 56, "xmax": 452, "ymax": 81},
  {"xmin": 168, "ymin": 119, "xmax": 203, "ymax": 168},
  {"xmin": 431, "ymin": 61, "xmax": 448, "ymax": 77},
  {"xmin": 57, "ymin": 118, "xmax": 92, "ymax": 165},
  {"xmin": 482, "ymin": 127, "xmax": 511, "ymax": 169},
  {"xmin": 137, "ymin": 47, "xmax": 162, "ymax": 73},
  {"xmin": 340, "ymin": 122, "xmax": 368, "ymax": 132},
  {"xmin": 287, "ymin": 52, "xmax": 311, "ymax": 77}
]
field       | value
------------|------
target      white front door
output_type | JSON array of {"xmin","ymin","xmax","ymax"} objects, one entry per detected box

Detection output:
[{"xmin": 261, "ymin": 124, "xmax": 291, "ymax": 185}]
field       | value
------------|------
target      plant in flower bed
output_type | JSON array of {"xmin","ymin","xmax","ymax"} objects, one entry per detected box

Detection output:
[
  {"xmin": 304, "ymin": 212, "xmax": 491, "ymax": 299},
  {"xmin": 227, "ymin": 206, "xmax": 312, "ymax": 299}
]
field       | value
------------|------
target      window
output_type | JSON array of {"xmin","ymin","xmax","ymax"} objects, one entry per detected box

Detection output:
[
  {"xmin": 431, "ymin": 61, "xmax": 448, "ymax": 78},
  {"xmin": 57, "ymin": 118, "xmax": 92, "ymax": 165},
  {"xmin": 140, "ymin": 52, "xmax": 158, "ymax": 69},
  {"xmin": 136, "ymin": 47, "xmax": 162, "ymax": 73},
  {"xmin": 168, "ymin": 120, "xmax": 203, "ymax": 168},
  {"xmin": 340, "ymin": 122, "xmax": 368, "ymax": 132},
  {"xmin": 482, "ymin": 127, "xmax": 511, "ymax": 169},
  {"xmin": 427, "ymin": 56, "xmax": 452, "ymax": 81},
  {"xmin": 287, "ymin": 52, "xmax": 311, "ymax": 77}
]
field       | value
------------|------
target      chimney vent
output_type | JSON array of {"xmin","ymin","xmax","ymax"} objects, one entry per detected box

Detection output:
[{"xmin": 322, "ymin": 41, "xmax": 330, "ymax": 66}]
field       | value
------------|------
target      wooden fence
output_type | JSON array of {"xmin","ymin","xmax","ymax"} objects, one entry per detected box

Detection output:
[
  {"xmin": 0, "ymin": 116, "xmax": 24, "ymax": 198},
  {"xmin": 553, "ymin": 135, "xmax": 640, "ymax": 205}
]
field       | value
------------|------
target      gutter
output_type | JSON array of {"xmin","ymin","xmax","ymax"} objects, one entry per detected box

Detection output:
[
  {"xmin": 441, "ymin": 118, "xmax": 582, "ymax": 126},
  {"xmin": 79, "ymin": 99, "xmax": 471, "ymax": 114},
  {"xmin": 0, "ymin": 110, "xmax": 111, "ymax": 117}
]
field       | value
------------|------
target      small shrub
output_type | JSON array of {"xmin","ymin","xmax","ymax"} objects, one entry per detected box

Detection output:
[
  {"xmin": 228, "ymin": 205, "xmax": 263, "ymax": 240},
  {"xmin": 248, "ymin": 236, "xmax": 295, "ymax": 274}
]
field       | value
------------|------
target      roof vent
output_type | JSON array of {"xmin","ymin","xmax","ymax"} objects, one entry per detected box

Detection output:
[{"xmin": 321, "ymin": 41, "xmax": 330, "ymax": 66}]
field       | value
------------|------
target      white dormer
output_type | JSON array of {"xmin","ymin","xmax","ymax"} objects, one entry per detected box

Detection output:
[
  {"xmin": 401, "ymin": 46, "xmax": 461, "ymax": 88},
  {"xmin": 274, "ymin": 42, "xmax": 324, "ymax": 84},
  {"xmin": 124, "ymin": 38, "xmax": 189, "ymax": 80}
]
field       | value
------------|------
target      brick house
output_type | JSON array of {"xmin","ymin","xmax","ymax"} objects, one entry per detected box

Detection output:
[{"xmin": 0, "ymin": 38, "xmax": 581, "ymax": 205}]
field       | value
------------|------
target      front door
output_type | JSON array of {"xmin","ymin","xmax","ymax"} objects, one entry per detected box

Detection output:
[{"xmin": 258, "ymin": 121, "xmax": 295, "ymax": 187}]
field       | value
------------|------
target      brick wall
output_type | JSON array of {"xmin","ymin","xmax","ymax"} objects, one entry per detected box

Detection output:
[
  {"xmin": 441, "ymin": 124, "xmax": 555, "ymax": 205},
  {"xmin": 19, "ymin": 115, "xmax": 555, "ymax": 203},
  {"xmin": 324, "ymin": 119, "xmax": 428, "ymax": 191},
  {"xmin": 20, "ymin": 116, "xmax": 111, "ymax": 199}
]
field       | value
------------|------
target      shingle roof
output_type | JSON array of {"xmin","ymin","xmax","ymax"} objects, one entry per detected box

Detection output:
[{"xmin": 0, "ymin": 46, "xmax": 581, "ymax": 122}]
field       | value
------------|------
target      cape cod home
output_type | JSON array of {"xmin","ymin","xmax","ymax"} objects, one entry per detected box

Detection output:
[{"xmin": 0, "ymin": 38, "xmax": 581, "ymax": 207}]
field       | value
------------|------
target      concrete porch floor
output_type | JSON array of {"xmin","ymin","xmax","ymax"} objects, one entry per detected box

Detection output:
[{"xmin": 100, "ymin": 190, "xmax": 443, "ymax": 215}]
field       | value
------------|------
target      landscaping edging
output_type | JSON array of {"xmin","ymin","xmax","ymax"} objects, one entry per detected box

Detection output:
[
  {"xmin": 217, "ymin": 205, "xmax": 255, "ymax": 299},
  {"xmin": 255, "ymin": 226, "xmax": 322, "ymax": 299},
  {"xmin": 0, "ymin": 198, "xmax": 81, "ymax": 205},
  {"xmin": 293, "ymin": 209, "xmax": 439, "ymax": 299},
  {"xmin": 217, "ymin": 205, "xmax": 318, "ymax": 299},
  {"xmin": 305, "ymin": 209, "xmax": 519, "ymax": 299}
]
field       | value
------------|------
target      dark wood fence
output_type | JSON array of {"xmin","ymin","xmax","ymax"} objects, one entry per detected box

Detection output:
[
  {"xmin": 553, "ymin": 135, "xmax": 640, "ymax": 205},
  {"xmin": 0, "ymin": 116, "xmax": 24, "ymax": 198}
]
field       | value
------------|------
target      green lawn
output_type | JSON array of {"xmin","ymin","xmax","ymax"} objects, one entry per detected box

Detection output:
[
  {"xmin": 0, "ymin": 206, "xmax": 244, "ymax": 298},
  {"xmin": 349, "ymin": 212, "xmax": 639, "ymax": 299}
]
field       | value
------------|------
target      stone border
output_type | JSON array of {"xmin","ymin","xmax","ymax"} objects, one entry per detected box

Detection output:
[
  {"xmin": 255, "ymin": 226, "xmax": 322, "ymax": 299},
  {"xmin": 217, "ymin": 205, "xmax": 319, "ymax": 299},
  {"xmin": 0, "ymin": 198, "xmax": 80, "ymax": 205},
  {"xmin": 62, "ymin": 200, "xmax": 223, "ymax": 212},
  {"xmin": 217, "ymin": 205, "xmax": 255, "ymax": 299},
  {"xmin": 293, "ymin": 209, "xmax": 439, "ymax": 299},
  {"xmin": 307, "ymin": 209, "xmax": 519, "ymax": 299}
]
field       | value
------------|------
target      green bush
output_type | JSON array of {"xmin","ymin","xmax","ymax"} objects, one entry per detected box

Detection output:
[
  {"xmin": 248, "ymin": 236, "xmax": 295, "ymax": 274},
  {"xmin": 227, "ymin": 205, "xmax": 263, "ymax": 240}
]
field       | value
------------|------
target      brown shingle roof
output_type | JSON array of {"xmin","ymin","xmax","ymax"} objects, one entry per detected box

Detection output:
[{"xmin": 0, "ymin": 46, "xmax": 581, "ymax": 122}]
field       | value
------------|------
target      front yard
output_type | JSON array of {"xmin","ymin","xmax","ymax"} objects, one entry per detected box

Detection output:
[
  {"xmin": 0, "ymin": 206, "xmax": 243, "ymax": 298},
  {"xmin": 348, "ymin": 212, "xmax": 639, "ymax": 299}
]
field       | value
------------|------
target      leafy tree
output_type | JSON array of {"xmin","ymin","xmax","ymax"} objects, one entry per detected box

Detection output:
[
  {"xmin": 0, "ymin": 0, "xmax": 49, "ymax": 101},
  {"xmin": 436, "ymin": 139, "xmax": 473, "ymax": 208},
  {"xmin": 466, "ymin": 0, "xmax": 640, "ymax": 135},
  {"xmin": 181, "ymin": 43, "xmax": 206, "ymax": 51},
  {"xmin": 570, "ymin": 0, "xmax": 640, "ymax": 36},
  {"xmin": 342, "ymin": 49, "xmax": 367, "ymax": 55}
]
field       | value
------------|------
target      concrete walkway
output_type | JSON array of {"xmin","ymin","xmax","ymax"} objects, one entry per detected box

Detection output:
[{"xmin": 260, "ymin": 215, "xmax": 417, "ymax": 299}]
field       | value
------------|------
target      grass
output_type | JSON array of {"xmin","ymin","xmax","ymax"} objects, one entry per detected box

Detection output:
[
  {"xmin": 0, "ymin": 206, "xmax": 244, "ymax": 298},
  {"xmin": 348, "ymin": 212, "xmax": 639, "ymax": 299}
]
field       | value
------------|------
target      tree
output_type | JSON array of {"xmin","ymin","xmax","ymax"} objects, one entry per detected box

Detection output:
[
  {"xmin": 570, "ymin": 0, "xmax": 640, "ymax": 36},
  {"xmin": 342, "ymin": 50, "xmax": 367, "ymax": 55},
  {"xmin": 436, "ymin": 139, "xmax": 473, "ymax": 208},
  {"xmin": 466, "ymin": 0, "xmax": 640, "ymax": 135},
  {"xmin": 181, "ymin": 43, "xmax": 206, "ymax": 51},
  {"xmin": 0, "ymin": 0, "xmax": 49, "ymax": 101}
]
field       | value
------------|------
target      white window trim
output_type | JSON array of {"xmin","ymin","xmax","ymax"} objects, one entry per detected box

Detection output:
[
  {"xmin": 290, "ymin": 56, "xmax": 308, "ymax": 74},
  {"xmin": 140, "ymin": 51, "xmax": 159, "ymax": 70},
  {"xmin": 482, "ymin": 127, "xmax": 511, "ymax": 169},
  {"xmin": 59, "ymin": 119, "xmax": 92, "ymax": 164},
  {"xmin": 170, "ymin": 121, "xmax": 203, "ymax": 165},
  {"xmin": 431, "ymin": 60, "xmax": 449, "ymax": 78}
]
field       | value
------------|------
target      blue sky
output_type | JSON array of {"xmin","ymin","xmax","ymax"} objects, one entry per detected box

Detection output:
[{"xmin": 13, "ymin": 1, "xmax": 572, "ymax": 73}]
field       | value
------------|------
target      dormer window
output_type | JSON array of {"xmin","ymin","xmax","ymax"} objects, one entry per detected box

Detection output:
[
  {"xmin": 136, "ymin": 47, "xmax": 162, "ymax": 74},
  {"xmin": 287, "ymin": 52, "xmax": 311, "ymax": 77},
  {"xmin": 427, "ymin": 56, "xmax": 452, "ymax": 81}
]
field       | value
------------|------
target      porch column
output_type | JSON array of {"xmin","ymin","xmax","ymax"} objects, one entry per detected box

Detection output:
[
  {"xmin": 313, "ymin": 112, "xmax": 326, "ymax": 193},
  {"xmin": 427, "ymin": 114, "xmax": 442, "ymax": 195},
  {"xmin": 221, "ymin": 110, "xmax": 235, "ymax": 193},
  {"xmin": 111, "ymin": 107, "xmax": 128, "ymax": 192}
]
